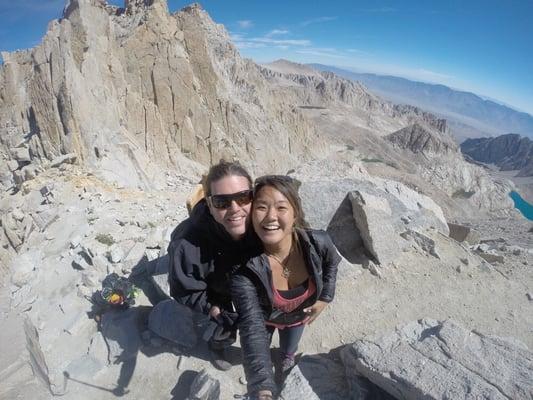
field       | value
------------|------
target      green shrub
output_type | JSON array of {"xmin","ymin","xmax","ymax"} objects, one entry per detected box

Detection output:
[{"xmin": 95, "ymin": 233, "xmax": 115, "ymax": 246}]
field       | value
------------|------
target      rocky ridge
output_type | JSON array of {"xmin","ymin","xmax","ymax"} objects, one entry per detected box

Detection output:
[
  {"xmin": 0, "ymin": 0, "xmax": 322, "ymax": 191},
  {"xmin": 461, "ymin": 133, "xmax": 533, "ymax": 177}
]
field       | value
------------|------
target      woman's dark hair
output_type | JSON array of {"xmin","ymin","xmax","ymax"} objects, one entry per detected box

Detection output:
[
  {"xmin": 204, "ymin": 160, "xmax": 253, "ymax": 196},
  {"xmin": 253, "ymin": 175, "xmax": 309, "ymax": 229}
]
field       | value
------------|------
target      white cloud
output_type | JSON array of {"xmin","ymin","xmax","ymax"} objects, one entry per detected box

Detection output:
[
  {"xmin": 300, "ymin": 16, "xmax": 337, "ymax": 27},
  {"xmin": 265, "ymin": 29, "xmax": 290, "ymax": 37},
  {"xmin": 296, "ymin": 47, "xmax": 347, "ymax": 59},
  {"xmin": 232, "ymin": 31, "xmax": 311, "ymax": 50},
  {"xmin": 234, "ymin": 41, "xmax": 266, "ymax": 49},
  {"xmin": 251, "ymin": 38, "xmax": 311, "ymax": 46},
  {"xmin": 237, "ymin": 20, "xmax": 254, "ymax": 29}
]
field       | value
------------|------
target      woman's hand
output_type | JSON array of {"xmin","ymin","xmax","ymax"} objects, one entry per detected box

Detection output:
[
  {"xmin": 303, "ymin": 300, "xmax": 328, "ymax": 324},
  {"xmin": 209, "ymin": 305, "xmax": 222, "ymax": 321}
]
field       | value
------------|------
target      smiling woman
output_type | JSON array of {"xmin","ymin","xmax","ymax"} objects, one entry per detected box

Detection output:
[{"xmin": 231, "ymin": 175, "xmax": 341, "ymax": 399}]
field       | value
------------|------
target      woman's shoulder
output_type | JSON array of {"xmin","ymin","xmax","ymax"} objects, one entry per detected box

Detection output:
[{"xmin": 298, "ymin": 228, "xmax": 331, "ymax": 246}]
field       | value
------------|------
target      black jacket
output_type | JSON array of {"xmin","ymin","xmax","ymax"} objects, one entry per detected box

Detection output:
[
  {"xmin": 168, "ymin": 200, "xmax": 261, "ymax": 317},
  {"xmin": 230, "ymin": 229, "xmax": 341, "ymax": 395}
]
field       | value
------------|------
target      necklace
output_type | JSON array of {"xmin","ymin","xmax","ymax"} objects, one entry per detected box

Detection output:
[{"xmin": 266, "ymin": 241, "xmax": 299, "ymax": 279}]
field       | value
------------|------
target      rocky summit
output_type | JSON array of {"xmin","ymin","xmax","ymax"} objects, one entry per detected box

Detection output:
[{"xmin": 1, "ymin": 1, "xmax": 532, "ymax": 400}]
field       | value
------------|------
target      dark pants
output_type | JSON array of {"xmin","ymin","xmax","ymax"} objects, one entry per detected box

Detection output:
[{"xmin": 266, "ymin": 324, "xmax": 306, "ymax": 357}]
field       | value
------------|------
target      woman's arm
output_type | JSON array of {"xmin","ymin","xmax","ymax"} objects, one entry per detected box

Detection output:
[
  {"xmin": 317, "ymin": 231, "xmax": 341, "ymax": 303},
  {"xmin": 230, "ymin": 271, "xmax": 276, "ymax": 396}
]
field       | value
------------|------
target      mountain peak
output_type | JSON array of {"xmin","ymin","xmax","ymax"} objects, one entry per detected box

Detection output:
[{"xmin": 262, "ymin": 59, "xmax": 320, "ymax": 76}]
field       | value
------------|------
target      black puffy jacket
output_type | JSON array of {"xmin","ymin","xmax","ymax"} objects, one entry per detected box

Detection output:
[
  {"xmin": 168, "ymin": 200, "xmax": 261, "ymax": 317},
  {"xmin": 230, "ymin": 229, "xmax": 341, "ymax": 395}
]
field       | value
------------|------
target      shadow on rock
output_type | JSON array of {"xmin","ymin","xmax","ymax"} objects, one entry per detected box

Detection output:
[
  {"xmin": 128, "ymin": 254, "xmax": 171, "ymax": 306},
  {"xmin": 326, "ymin": 195, "xmax": 369, "ymax": 264},
  {"xmin": 170, "ymin": 370, "xmax": 199, "ymax": 400},
  {"xmin": 282, "ymin": 347, "xmax": 394, "ymax": 400}
]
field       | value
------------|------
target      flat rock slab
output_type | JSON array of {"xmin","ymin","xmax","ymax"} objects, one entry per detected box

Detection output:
[
  {"xmin": 448, "ymin": 222, "xmax": 481, "ymax": 245},
  {"xmin": 148, "ymin": 299, "xmax": 198, "ymax": 348},
  {"xmin": 341, "ymin": 319, "xmax": 533, "ymax": 400},
  {"xmin": 281, "ymin": 351, "xmax": 394, "ymax": 400}
]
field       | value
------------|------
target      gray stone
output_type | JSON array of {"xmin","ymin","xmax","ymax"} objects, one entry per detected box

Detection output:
[
  {"xmin": 281, "ymin": 352, "xmax": 393, "ymax": 400},
  {"xmin": 23, "ymin": 316, "xmax": 59, "ymax": 394},
  {"xmin": 477, "ymin": 243, "xmax": 490, "ymax": 252},
  {"xmin": 11, "ymin": 147, "xmax": 31, "ymax": 162},
  {"xmin": 400, "ymin": 229, "xmax": 440, "ymax": 259},
  {"xmin": 123, "ymin": 242, "xmax": 146, "ymax": 270},
  {"xmin": 81, "ymin": 271, "xmax": 100, "ymax": 287},
  {"xmin": 92, "ymin": 254, "xmax": 109, "ymax": 273},
  {"xmin": 186, "ymin": 369, "xmax": 220, "ymax": 400},
  {"xmin": 108, "ymin": 245, "xmax": 124, "ymax": 263},
  {"xmin": 526, "ymin": 292, "xmax": 533, "ymax": 301},
  {"xmin": 13, "ymin": 170, "xmax": 25, "ymax": 185},
  {"xmin": 148, "ymin": 299, "xmax": 198, "ymax": 348},
  {"xmin": 3, "ymin": 223, "xmax": 22, "ymax": 250},
  {"xmin": 31, "ymin": 210, "xmax": 59, "ymax": 232},
  {"xmin": 297, "ymin": 176, "xmax": 447, "ymax": 265},
  {"xmin": 50, "ymin": 153, "xmax": 77, "ymax": 168},
  {"xmin": 7, "ymin": 159, "xmax": 19, "ymax": 172},
  {"xmin": 88, "ymin": 331, "xmax": 110, "ymax": 365},
  {"xmin": 10, "ymin": 250, "xmax": 40, "ymax": 287},
  {"xmin": 12, "ymin": 208, "xmax": 25, "ymax": 222},
  {"xmin": 349, "ymin": 191, "xmax": 400, "ymax": 266},
  {"xmin": 145, "ymin": 248, "xmax": 160, "ymax": 261},
  {"xmin": 342, "ymin": 319, "xmax": 533, "ymax": 400},
  {"xmin": 281, "ymin": 366, "xmax": 321, "ymax": 400},
  {"xmin": 23, "ymin": 165, "xmax": 38, "ymax": 180},
  {"xmin": 72, "ymin": 254, "xmax": 90, "ymax": 270},
  {"xmin": 448, "ymin": 223, "xmax": 481, "ymax": 245},
  {"xmin": 477, "ymin": 250, "xmax": 505, "ymax": 264},
  {"xmin": 363, "ymin": 260, "xmax": 382, "ymax": 278}
]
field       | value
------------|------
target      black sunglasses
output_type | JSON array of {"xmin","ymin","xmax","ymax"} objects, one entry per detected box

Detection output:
[{"xmin": 208, "ymin": 190, "xmax": 253, "ymax": 209}]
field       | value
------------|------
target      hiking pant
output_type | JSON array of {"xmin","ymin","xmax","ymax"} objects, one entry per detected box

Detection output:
[{"xmin": 266, "ymin": 324, "xmax": 306, "ymax": 356}]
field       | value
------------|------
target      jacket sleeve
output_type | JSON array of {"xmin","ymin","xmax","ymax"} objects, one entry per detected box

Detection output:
[
  {"xmin": 230, "ymin": 271, "xmax": 276, "ymax": 395},
  {"xmin": 315, "ymin": 231, "xmax": 342, "ymax": 303},
  {"xmin": 168, "ymin": 238, "xmax": 212, "ymax": 315}
]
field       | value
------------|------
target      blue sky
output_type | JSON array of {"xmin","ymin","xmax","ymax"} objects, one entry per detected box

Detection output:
[{"xmin": 1, "ymin": 0, "xmax": 532, "ymax": 114}]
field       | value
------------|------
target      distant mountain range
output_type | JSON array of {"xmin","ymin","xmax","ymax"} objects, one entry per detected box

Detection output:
[
  {"xmin": 309, "ymin": 63, "xmax": 533, "ymax": 142},
  {"xmin": 461, "ymin": 133, "xmax": 533, "ymax": 177}
]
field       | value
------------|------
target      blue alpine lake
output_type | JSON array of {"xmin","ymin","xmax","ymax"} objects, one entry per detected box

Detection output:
[{"xmin": 509, "ymin": 191, "xmax": 533, "ymax": 221}]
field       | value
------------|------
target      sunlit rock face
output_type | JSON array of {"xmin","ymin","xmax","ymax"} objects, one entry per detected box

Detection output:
[{"xmin": 0, "ymin": 0, "xmax": 323, "ymax": 190}]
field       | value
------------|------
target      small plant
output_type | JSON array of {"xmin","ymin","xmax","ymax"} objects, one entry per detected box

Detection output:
[
  {"xmin": 147, "ymin": 221, "xmax": 156, "ymax": 228},
  {"xmin": 95, "ymin": 233, "xmax": 115, "ymax": 246},
  {"xmin": 361, "ymin": 157, "xmax": 384, "ymax": 163}
]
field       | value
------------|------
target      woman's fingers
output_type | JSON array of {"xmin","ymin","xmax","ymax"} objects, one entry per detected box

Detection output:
[{"xmin": 304, "ymin": 301, "xmax": 328, "ymax": 324}]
